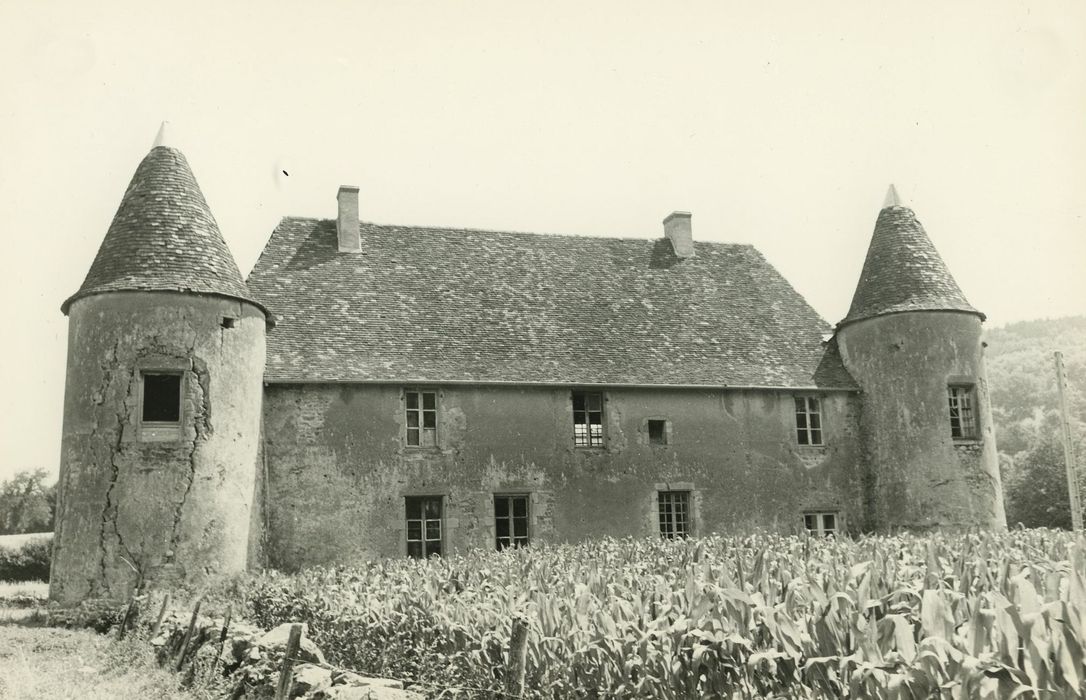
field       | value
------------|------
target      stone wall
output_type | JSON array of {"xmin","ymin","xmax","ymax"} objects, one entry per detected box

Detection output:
[
  {"xmin": 836, "ymin": 311, "xmax": 1006, "ymax": 530},
  {"xmin": 51, "ymin": 291, "xmax": 266, "ymax": 603},
  {"xmin": 262, "ymin": 383, "xmax": 865, "ymax": 568}
]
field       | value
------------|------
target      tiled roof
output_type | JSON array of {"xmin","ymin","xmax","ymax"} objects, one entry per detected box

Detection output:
[
  {"xmin": 248, "ymin": 219, "xmax": 855, "ymax": 388},
  {"xmin": 62, "ymin": 146, "xmax": 267, "ymax": 317},
  {"xmin": 840, "ymin": 205, "xmax": 982, "ymax": 327}
]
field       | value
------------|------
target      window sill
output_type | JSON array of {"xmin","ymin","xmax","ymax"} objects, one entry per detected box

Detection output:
[
  {"xmin": 139, "ymin": 423, "xmax": 182, "ymax": 442},
  {"xmin": 796, "ymin": 443, "xmax": 827, "ymax": 449},
  {"xmin": 952, "ymin": 439, "xmax": 983, "ymax": 447}
]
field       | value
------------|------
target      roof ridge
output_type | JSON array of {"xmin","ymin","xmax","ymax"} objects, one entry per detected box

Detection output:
[{"xmin": 277, "ymin": 215, "xmax": 755, "ymax": 248}]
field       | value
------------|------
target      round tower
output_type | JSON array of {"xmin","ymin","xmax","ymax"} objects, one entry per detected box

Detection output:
[
  {"xmin": 51, "ymin": 125, "xmax": 271, "ymax": 604},
  {"xmin": 835, "ymin": 186, "xmax": 1006, "ymax": 531}
]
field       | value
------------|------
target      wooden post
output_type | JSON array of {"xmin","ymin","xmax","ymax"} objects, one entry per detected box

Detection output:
[
  {"xmin": 207, "ymin": 606, "xmax": 233, "ymax": 681},
  {"xmin": 505, "ymin": 615, "xmax": 530, "ymax": 699},
  {"xmin": 175, "ymin": 598, "xmax": 203, "ymax": 672},
  {"xmin": 118, "ymin": 587, "xmax": 140, "ymax": 640},
  {"xmin": 1056, "ymin": 351, "xmax": 1082, "ymax": 530},
  {"xmin": 274, "ymin": 623, "xmax": 303, "ymax": 700},
  {"xmin": 151, "ymin": 592, "xmax": 171, "ymax": 638}
]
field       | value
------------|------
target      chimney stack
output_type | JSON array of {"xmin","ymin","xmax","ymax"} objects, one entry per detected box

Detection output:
[
  {"xmin": 337, "ymin": 186, "xmax": 361, "ymax": 252},
  {"xmin": 663, "ymin": 211, "xmax": 694, "ymax": 258}
]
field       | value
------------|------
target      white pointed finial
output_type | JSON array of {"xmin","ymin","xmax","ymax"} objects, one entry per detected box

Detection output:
[
  {"xmin": 882, "ymin": 184, "xmax": 905, "ymax": 209},
  {"xmin": 152, "ymin": 121, "xmax": 170, "ymax": 148}
]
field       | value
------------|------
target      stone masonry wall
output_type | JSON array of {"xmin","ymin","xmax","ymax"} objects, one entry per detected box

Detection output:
[
  {"xmin": 51, "ymin": 292, "xmax": 266, "ymax": 603},
  {"xmin": 263, "ymin": 384, "xmax": 865, "ymax": 569}
]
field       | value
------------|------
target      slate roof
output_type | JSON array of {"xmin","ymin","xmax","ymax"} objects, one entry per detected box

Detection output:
[
  {"xmin": 62, "ymin": 146, "xmax": 267, "ymax": 317},
  {"xmin": 247, "ymin": 218, "xmax": 856, "ymax": 388},
  {"xmin": 840, "ymin": 204, "xmax": 982, "ymax": 327}
]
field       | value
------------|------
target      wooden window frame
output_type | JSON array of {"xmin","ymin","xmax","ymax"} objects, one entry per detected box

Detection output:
[
  {"xmin": 658, "ymin": 490, "xmax": 691, "ymax": 539},
  {"xmin": 803, "ymin": 511, "xmax": 838, "ymax": 537},
  {"xmin": 494, "ymin": 494, "xmax": 530, "ymax": 550},
  {"xmin": 794, "ymin": 396, "xmax": 823, "ymax": 446},
  {"xmin": 947, "ymin": 384, "xmax": 978, "ymax": 441},
  {"xmin": 405, "ymin": 495, "xmax": 444, "ymax": 558},
  {"xmin": 138, "ymin": 370, "xmax": 184, "ymax": 442},
  {"xmin": 572, "ymin": 391, "xmax": 605, "ymax": 448},
  {"xmin": 404, "ymin": 389, "xmax": 438, "ymax": 448}
]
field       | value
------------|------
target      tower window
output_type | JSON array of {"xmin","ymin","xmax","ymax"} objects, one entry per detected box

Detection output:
[
  {"xmin": 948, "ymin": 385, "xmax": 978, "ymax": 440},
  {"xmin": 405, "ymin": 390, "xmax": 438, "ymax": 447},
  {"xmin": 572, "ymin": 391, "xmax": 604, "ymax": 447},
  {"xmin": 142, "ymin": 373, "xmax": 182, "ymax": 423},
  {"xmin": 494, "ymin": 494, "xmax": 530, "ymax": 550},
  {"xmin": 405, "ymin": 496, "xmax": 443, "ymax": 558},
  {"xmin": 794, "ymin": 396, "xmax": 823, "ymax": 445},
  {"xmin": 647, "ymin": 419, "xmax": 668, "ymax": 445},
  {"xmin": 658, "ymin": 491, "xmax": 691, "ymax": 539},
  {"xmin": 804, "ymin": 512, "xmax": 838, "ymax": 537}
]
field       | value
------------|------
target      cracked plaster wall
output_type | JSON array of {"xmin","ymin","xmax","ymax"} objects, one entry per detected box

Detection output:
[
  {"xmin": 263, "ymin": 384, "xmax": 865, "ymax": 569},
  {"xmin": 836, "ymin": 311, "xmax": 1006, "ymax": 531},
  {"xmin": 51, "ymin": 292, "xmax": 265, "ymax": 604}
]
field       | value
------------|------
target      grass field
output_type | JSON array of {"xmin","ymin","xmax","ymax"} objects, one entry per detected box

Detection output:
[
  {"xmin": 0, "ymin": 626, "xmax": 207, "ymax": 700},
  {"xmin": 0, "ymin": 532, "xmax": 52, "ymax": 549}
]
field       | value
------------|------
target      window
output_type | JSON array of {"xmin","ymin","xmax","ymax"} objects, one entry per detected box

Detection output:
[
  {"xmin": 142, "ymin": 373, "xmax": 182, "ymax": 424},
  {"xmin": 405, "ymin": 390, "xmax": 437, "ymax": 447},
  {"xmin": 948, "ymin": 385, "xmax": 977, "ymax": 440},
  {"xmin": 572, "ymin": 391, "xmax": 604, "ymax": 447},
  {"xmin": 794, "ymin": 397, "xmax": 823, "ymax": 446},
  {"xmin": 494, "ymin": 495, "xmax": 530, "ymax": 550},
  {"xmin": 658, "ymin": 491, "xmax": 691, "ymax": 539},
  {"xmin": 804, "ymin": 512, "xmax": 837, "ymax": 537},
  {"xmin": 648, "ymin": 419, "xmax": 668, "ymax": 445},
  {"xmin": 405, "ymin": 496, "xmax": 443, "ymax": 558}
]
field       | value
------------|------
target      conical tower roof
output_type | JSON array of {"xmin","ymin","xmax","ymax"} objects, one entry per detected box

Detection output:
[
  {"xmin": 62, "ymin": 132, "xmax": 267, "ymax": 318},
  {"xmin": 839, "ymin": 186, "xmax": 982, "ymax": 327}
]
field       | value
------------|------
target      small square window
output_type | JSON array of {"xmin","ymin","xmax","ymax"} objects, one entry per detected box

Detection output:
[
  {"xmin": 572, "ymin": 391, "xmax": 604, "ymax": 447},
  {"xmin": 648, "ymin": 419, "xmax": 668, "ymax": 445},
  {"xmin": 794, "ymin": 396, "xmax": 823, "ymax": 446},
  {"xmin": 658, "ymin": 491, "xmax": 691, "ymax": 539},
  {"xmin": 405, "ymin": 496, "xmax": 443, "ymax": 558},
  {"xmin": 142, "ymin": 373, "xmax": 182, "ymax": 423},
  {"xmin": 804, "ymin": 512, "xmax": 837, "ymax": 537},
  {"xmin": 494, "ymin": 494, "xmax": 530, "ymax": 550},
  {"xmin": 948, "ymin": 385, "xmax": 978, "ymax": 440},
  {"xmin": 405, "ymin": 390, "xmax": 438, "ymax": 447}
]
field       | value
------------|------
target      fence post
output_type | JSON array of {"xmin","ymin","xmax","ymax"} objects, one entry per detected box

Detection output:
[
  {"xmin": 274, "ymin": 622, "xmax": 303, "ymax": 700},
  {"xmin": 207, "ymin": 605, "xmax": 233, "ymax": 681},
  {"xmin": 151, "ymin": 592, "xmax": 171, "ymax": 638},
  {"xmin": 505, "ymin": 615, "xmax": 529, "ymax": 699},
  {"xmin": 175, "ymin": 598, "xmax": 203, "ymax": 672},
  {"xmin": 118, "ymin": 586, "xmax": 140, "ymax": 640}
]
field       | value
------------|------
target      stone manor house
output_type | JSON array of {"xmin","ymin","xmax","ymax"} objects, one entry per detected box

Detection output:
[{"xmin": 50, "ymin": 129, "xmax": 1006, "ymax": 603}]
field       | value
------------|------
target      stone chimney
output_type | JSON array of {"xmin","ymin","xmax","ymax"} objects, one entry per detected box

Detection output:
[
  {"xmin": 337, "ymin": 186, "xmax": 361, "ymax": 252},
  {"xmin": 663, "ymin": 211, "xmax": 694, "ymax": 258}
]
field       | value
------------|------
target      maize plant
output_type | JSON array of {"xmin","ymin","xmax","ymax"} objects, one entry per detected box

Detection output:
[{"xmin": 245, "ymin": 530, "xmax": 1086, "ymax": 699}]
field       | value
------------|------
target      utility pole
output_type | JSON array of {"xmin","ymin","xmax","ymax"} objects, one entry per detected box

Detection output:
[{"xmin": 1055, "ymin": 351, "xmax": 1082, "ymax": 531}]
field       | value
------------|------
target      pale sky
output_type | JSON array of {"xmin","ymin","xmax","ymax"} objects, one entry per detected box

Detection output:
[{"xmin": 1, "ymin": 0, "xmax": 1083, "ymax": 482}]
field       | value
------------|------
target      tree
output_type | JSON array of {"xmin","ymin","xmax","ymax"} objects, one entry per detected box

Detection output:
[
  {"xmin": 1003, "ymin": 413, "xmax": 1086, "ymax": 529},
  {"xmin": 0, "ymin": 468, "xmax": 55, "ymax": 535}
]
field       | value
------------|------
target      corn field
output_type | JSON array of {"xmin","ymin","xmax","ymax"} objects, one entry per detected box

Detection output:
[{"xmin": 246, "ymin": 530, "xmax": 1086, "ymax": 698}]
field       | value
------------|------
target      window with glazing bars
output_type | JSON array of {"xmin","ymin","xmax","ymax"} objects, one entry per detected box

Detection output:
[
  {"xmin": 405, "ymin": 390, "xmax": 437, "ymax": 447},
  {"xmin": 572, "ymin": 392, "xmax": 603, "ymax": 447},
  {"xmin": 405, "ymin": 496, "xmax": 443, "ymax": 558},
  {"xmin": 804, "ymin": 512, "xmax": 837, "ymax": 537},
  {"xmin": 494, "ymin": 494, "xmax": 529, "ymax": 550},
  {"xmin": 658, "ymin": 491, "xmax": 690, "ymax": 539},
  {"xmin": 794, "ymin": 396, "xmax": 823, "ymax": 445},
  {"xmin": 948, "ymin": 385, "xmax": 977, "ymax": 440}
]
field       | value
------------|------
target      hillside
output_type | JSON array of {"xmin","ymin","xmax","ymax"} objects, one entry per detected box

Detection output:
[{"xmin": 985, "ymin": 315, "xmax": 1086, "ymax": 526}]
